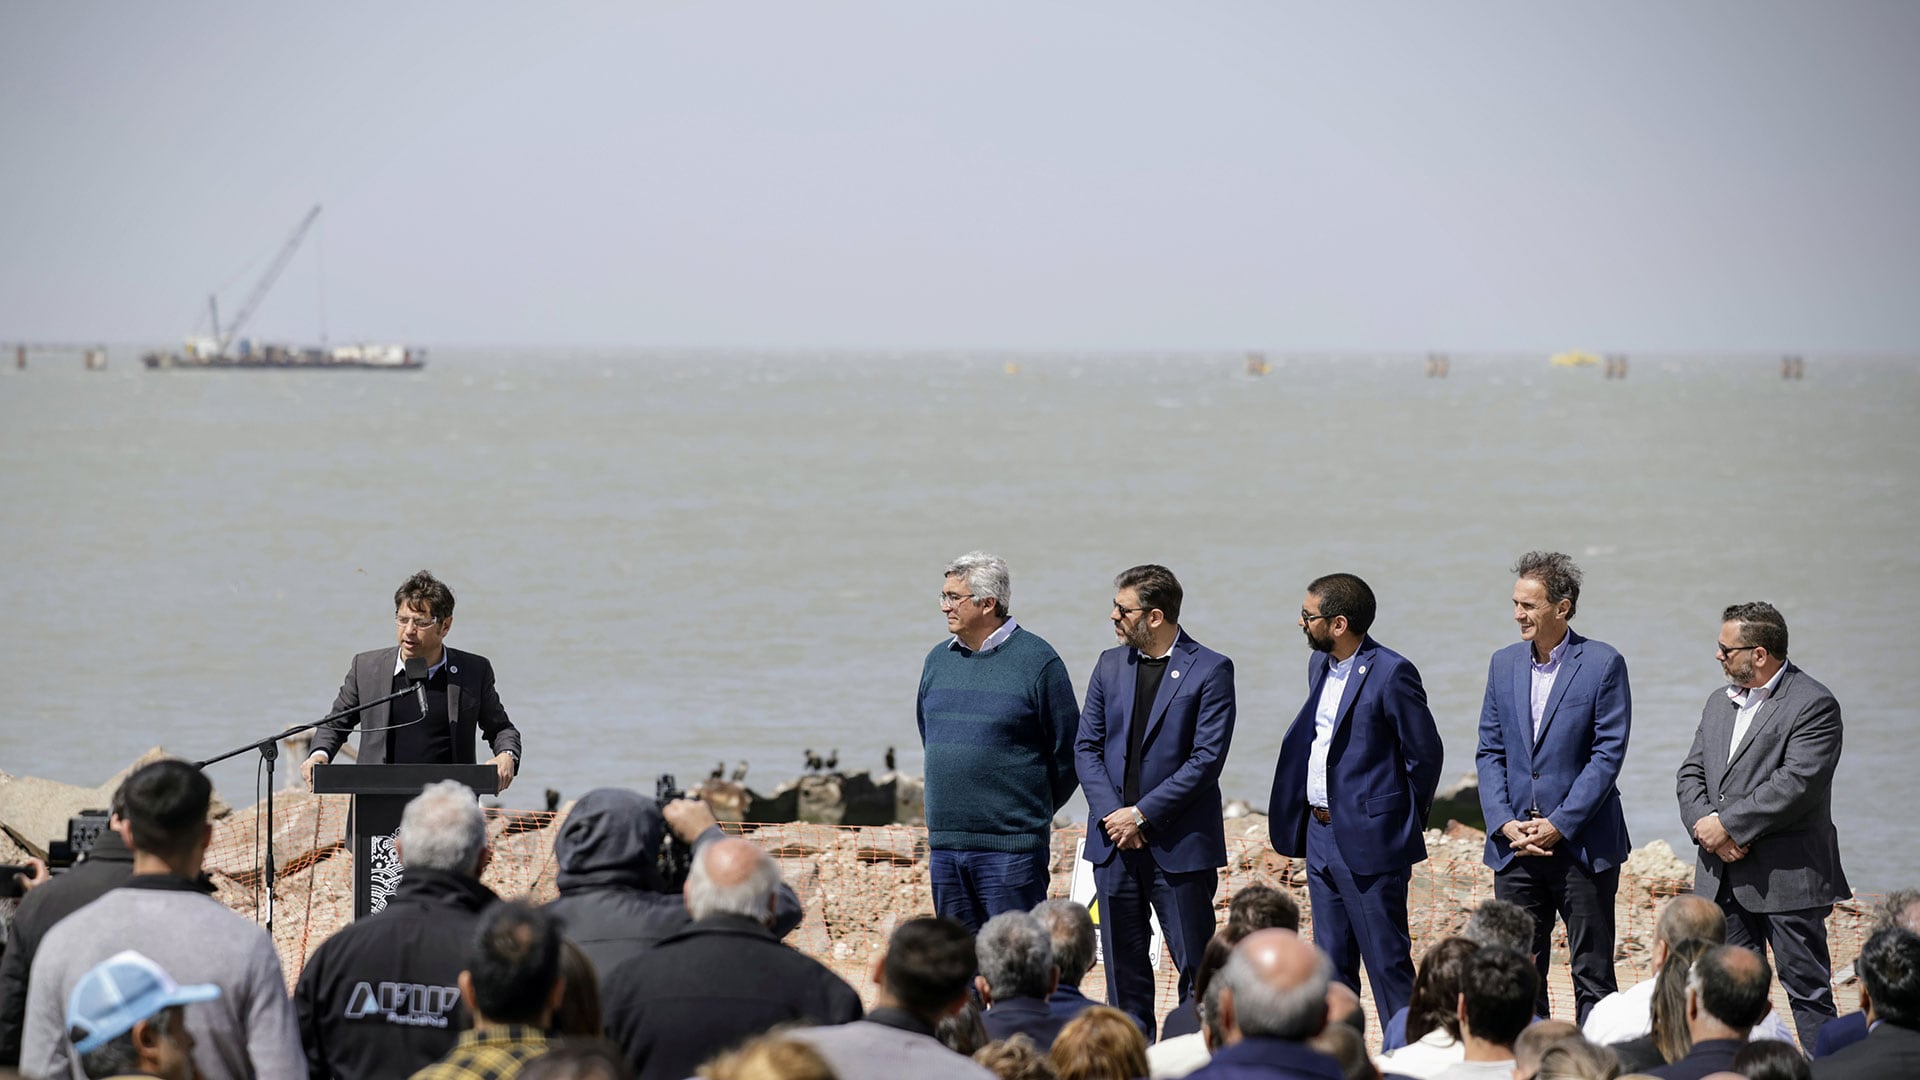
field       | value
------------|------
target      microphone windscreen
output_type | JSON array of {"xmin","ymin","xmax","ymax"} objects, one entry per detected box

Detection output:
[{"xmin": 405, "ymin": 656, "xmax": 430, "ymax": 682}]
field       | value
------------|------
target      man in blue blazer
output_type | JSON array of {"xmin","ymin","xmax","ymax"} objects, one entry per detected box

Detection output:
[
  {"xmin": 1268, "ymin": 572, "xmax": 1443, "ymax": 1025},
  {"xmin": 1076, "ymin": 564, "xmax": 1237, "ymax": 1040},
  {"xmin": 1476, "ymin": 551, "xmax": 1631, "ymax": 1024}
]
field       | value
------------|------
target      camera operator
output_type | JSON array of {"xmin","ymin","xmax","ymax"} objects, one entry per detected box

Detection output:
[
  {"xmin": 1, "ymin": 797, "xmax": 133, "ymax": 1067},
  {"xmin": 544, "ymin": 787, "xmax": 802, "ymax": 979}
]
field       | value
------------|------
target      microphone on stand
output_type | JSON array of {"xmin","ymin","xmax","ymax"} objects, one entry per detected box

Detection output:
[{"xmin": 405, "ymin": 656, "xmax": 430, "ymax": 718}]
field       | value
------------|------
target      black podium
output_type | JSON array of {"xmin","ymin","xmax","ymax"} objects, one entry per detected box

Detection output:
[{"xmin": 312, "ymin": 764, "xmax": 499, "ymax": 920}]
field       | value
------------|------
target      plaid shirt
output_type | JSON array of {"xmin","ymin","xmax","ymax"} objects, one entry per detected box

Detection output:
[{"xmin": 409, "ymin": 1025, "xmax": 552, "ymax": 1080}]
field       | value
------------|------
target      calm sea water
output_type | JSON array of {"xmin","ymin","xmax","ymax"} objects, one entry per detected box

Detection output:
[{"xmin": 3, "ymin": 350, "xmax": 1915, "ymax": 893}]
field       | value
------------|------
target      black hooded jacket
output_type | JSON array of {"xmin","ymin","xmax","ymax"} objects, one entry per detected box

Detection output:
[
  {"xmin": 293, "ymin": 867, "xmax": 499, "ymax": 1080},
  {"xmin": 544, "ymin": 788, "xmax": 803, "ymax": 979},
  {"xmin": 0, "ymin": 828, "xmax": 136, "ymax": 1065}
]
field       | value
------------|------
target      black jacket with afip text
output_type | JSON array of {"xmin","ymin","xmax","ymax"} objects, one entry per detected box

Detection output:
[{"xmin": 292, "ymin": 867, "xmax": 498, "ymax": 1080}]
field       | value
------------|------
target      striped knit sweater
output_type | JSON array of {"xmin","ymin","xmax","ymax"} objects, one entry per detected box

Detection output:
[{"xmin": 916, "ymin": 626, "xmax": 1081, "ymax": 852}]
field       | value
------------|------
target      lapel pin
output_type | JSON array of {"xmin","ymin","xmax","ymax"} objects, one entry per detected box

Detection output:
[
  {"xmin": 449, "ymin": 665, "xmax": 458, "ymax": 674},
  {"xmin": 1171, "ymin": 670, "xmax": 1180, "ymax": 678},
  {"xmin": 1359, "ymin": 665, "xmax": 1367, "ymax": 675}
]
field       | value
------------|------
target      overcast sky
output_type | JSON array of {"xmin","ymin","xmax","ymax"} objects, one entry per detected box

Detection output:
[{"xmin": 3, "ymin": 3, "xmax": 1916, "ymax": 352}]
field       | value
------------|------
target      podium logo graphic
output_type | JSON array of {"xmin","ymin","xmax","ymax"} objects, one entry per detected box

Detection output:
[
  {"xmin": 369, "ymin": 832, "xmax": 403, "ymax": 914},
  {"xmin": 344, "ymin": 981, "xmax": 461, "ymax": 1027}
]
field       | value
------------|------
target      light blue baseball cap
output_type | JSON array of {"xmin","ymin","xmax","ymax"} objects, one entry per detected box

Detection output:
[{"xmin": 66, "ymin": 950, "xmax": 220, "ymax": 1054}]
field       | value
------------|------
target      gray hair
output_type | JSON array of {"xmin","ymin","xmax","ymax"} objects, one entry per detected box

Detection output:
[
  {"xmin": 1877, "ymin": 889, "xmax": 1920, "ymax": 934},
  {"xmin": 977, "ymin": 911, "xmax": 1055, "ymax": 999},
  {"xmin": 1464, "ymin": 899, "xmax": 1536, "ymax": 957},
  {"xmin": 945, "ymin": 551, "xmax": 1011, "ymax": 617},
  {"xmin": 78, "ymin": 1004, "xmax": 175, "ymax": 1079},
  {"xmin": 1217, "ymin": 944, "xmax": 1333, "ymax": 1040},
  {"xmin": 397, "ymin": 780, "xmax": 488, "ymax": 873},
  {"xmin": 684, "ymin": 839, "xmax": 781, "ymax": 922},
  {"xmin": 1031, "ymin": 899, "xmax": 1097, "ymax": 986}
]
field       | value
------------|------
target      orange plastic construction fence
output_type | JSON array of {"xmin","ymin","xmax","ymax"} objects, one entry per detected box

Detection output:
[{"xmin": 201, "ymin": 799, "xmax": 1879, "ymax": 1052}]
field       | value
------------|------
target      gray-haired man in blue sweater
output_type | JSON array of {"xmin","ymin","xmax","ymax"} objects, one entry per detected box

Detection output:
[{"xmin": 917, "ymin": 551, "xmax": 1081, "ymax": 933}]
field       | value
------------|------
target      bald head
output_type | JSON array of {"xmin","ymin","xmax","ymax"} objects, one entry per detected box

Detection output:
[
  {"xmin": 684, "ymin": 837, "xmax": 781, "ymax": 924},
  {"xmin": 1512, "ymin": 1019, "xmax": 1580, "ymax": 1077},
  {"xmin": 1656, "ymin": 895, "xmax": 1726, "ymax": 961},
  {"xmin": 1215, "ymin": 929, "xmax": 1332, "ymax": 1043}
]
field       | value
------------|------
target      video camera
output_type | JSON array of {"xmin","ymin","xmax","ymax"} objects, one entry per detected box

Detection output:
[
  {"xmin": 654, "ymin": 774, "xmax": 694, "ymax": 892},
  {"xmin": 0, "ymin": 810, "xmax": 110, "ymax": 899}
]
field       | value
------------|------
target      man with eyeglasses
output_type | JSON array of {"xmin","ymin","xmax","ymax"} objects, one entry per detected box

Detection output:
[
  {"xmin": 1266, "ymin": 572, "xmax": 1442, "ymax": 1027},
  {"xmin": 917, "ymin": 551, "xmax": 1080, "ymax": 933},
  {"xmin": 1677, "ymin": 601, "xmax": 1848, "ymax": 1048},
  {"xmin": 302, "ymin": 569, "xmax": 521, "ymax": 793},
  {"xmin": 1475, "ymin": 551, "xmax": 1631, "ymax": 1025},
  {"xmin": 1075, "ymin": 563, "xmax": 1236, "ymax": 1040}
]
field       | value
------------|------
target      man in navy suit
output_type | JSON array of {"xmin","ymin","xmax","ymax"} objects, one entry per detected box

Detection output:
[
  {"xmin": 1076, "ymin": 564, "xmax": 1237, "ymax": 1040},
  {"xmin": 1476, "ymin": 551, "xmax": 1632, "ymax": 1023},
  {"xmin": 1268, "ymin": 572, "xmax": 1443, "ymax": 1025}
]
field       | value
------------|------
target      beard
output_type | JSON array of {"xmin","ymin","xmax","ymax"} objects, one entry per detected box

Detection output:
[
  {"xmin": 1121, "ymin": 619, "xmax": 1155, "ymax": 652},
  {"xmin": 1305, "ymin": 626, "xmax": 1335, "ymax": 653}
]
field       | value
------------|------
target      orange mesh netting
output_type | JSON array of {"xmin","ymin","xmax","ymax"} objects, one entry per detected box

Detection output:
[{"xmin": 199, "ymin": 801, "xmax": 1879, "ymax": 1051}]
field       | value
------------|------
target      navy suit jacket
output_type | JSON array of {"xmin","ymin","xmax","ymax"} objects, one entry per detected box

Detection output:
[
  {"xmin": 1475, "ymin": 630, "xmax": 1631, "ymax": 872},
  {"xmin": 1186, "ymin": 1037, "xmax": 1345, "ymax": 1080},
  {"xmin": 1075, "ymin": 631, "xmax": 1235, "ymax": 873},
  {"xmin": 1267, "ymin": 637, "xmax": 1444, "ymax": 878}
]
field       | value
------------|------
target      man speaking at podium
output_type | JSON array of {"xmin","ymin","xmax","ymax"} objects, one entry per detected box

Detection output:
[{"xmin": 302, "ymin": 570, "xmax": 521, "ymax": 793}]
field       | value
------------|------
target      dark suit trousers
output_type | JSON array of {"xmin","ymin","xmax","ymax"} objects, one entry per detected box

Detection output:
[
  {"xmin": 1306, "ymin": 814, "xmax": 1416, "ymax": 1023},
  {"xmin": 1092, "ymin": 847, "xmax": 1216, "ymax": 1042},
  {"xmin": 1719, "ymin": 887, "xmax": 1835, "ymax": 1049},
  {"xmin": 1493, "ymin": 849, "xmax": 1618, "ymax": 1023}
]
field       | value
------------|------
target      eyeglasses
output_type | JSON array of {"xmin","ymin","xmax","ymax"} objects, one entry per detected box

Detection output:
[
  {"xmin": 1715, "ymin": 643, "xmax": 1758, "ymax": 659},
  {"xmin": 939, "ymin": 592, "xmax": 978, "ymax": 609},
  {"xmin": 395, "ymin": 614, "xmax": 442, "ymax": 631},
  {"xmin": 1112, "ymin": 600, "xmax": 1148, "ymax": 618},
  {"xmin": 1300, "ymin": 610, "xmax": 1335, "ymax": 623}
]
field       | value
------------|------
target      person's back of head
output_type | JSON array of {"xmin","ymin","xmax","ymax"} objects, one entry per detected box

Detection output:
[
  {"xmin": 975, "ymin": 1034, "xmax": 1057, "ymax": 1080},
  {"xmin": 1325, "ymin": 981, "xmax": 1365, "ymax": 1039},
  {"xmin": 697, "ymin": 1034, "xmax": 839, "ymax": 1080},
  {"xmin": 880, "ymin": 916, "xmax": 977, "ymax": 1023},
  {"xmin": 1655, "ymin": 895, "xmax": 1726, "ymax": 952},
  {"xmin": 1305, "ymin": 1022, "xmax": 1373, "ymax": 1080},
  {"xmin": 978, "ymin": 911, "xmax": 1055, "ymax": 1002},
  {"xmin": 1192, "ymin": 932, "xmax": 1238, "ymax": 1048},
  {"xmin": 1406, "ymin": 937, "xmax": 1480, "ymax": 1044},
  {"xmin": 1872, "ymin": 888, "xmax": 1920, "ymax": 935},
  {"xmin": 119, "ymin": 760, "xmax": 212, "ymax": 865},
  {"xmin": 938, "ymin": 998, "xmax": 989, "ymax": 1056},
  {"xmin": 1030, "ymin": 900, "xmax": 1096, "ymax": 988},
  {"xmin": 685, "ymin": 837, "xmax": 781, "ymax": 925},
  {"xmin": 552, "ymin": 939, "xmax": 603, "ymax": 1037},
  {"xmin": 552, "ymin": 788, "xmax": 668, "ymax": 891},
  {"xmin": 463, "ymin": 900, "xmax": 563, "ymax": 1028},
  {"xmin": 1530, "ymin": 1037, "xmax": 1620, "ymax": 1080},
  {"xmin": 397, "ymin": 779, "xmax": 489, "ymax": 875},
  {"xmin": 1226, "ymin": 884, "xmax": 1300, "ymax": 936},
  {"xmin": 1458, "ymin": 947, "xmax": 1539, "ymax": 1052},
  {"xmin": 1729, "ymin": 1039, "xmax": 1810, "ymax": 1080},
  {"xmin": 1049, "ymin": 1006, "xmax": 1147, "ymax": 1080},
  {"xmin": 1214, "ymin": 929, "xmax": 1332, "ymax": 1043},
  {"xmin": 1688, "ymin": 944, "xmax": 1772, "ymax": 1036},
  {"xmin": 520, "ymin": 1040, "xmax": 636, "ymax": 1080},
  {"xmin": 1858, "ymin": 926, "xmax": 1920, "ymax": 1031},
  {"xmin": 1463, "ymin": 899, "xmax": 1535, "ymax": 957},
  {"xmin": 1512, "ymin": 1019, "xmax": 1581, "ymax": 1079},
  {"xmin": 1650, "ymin": 938, "xmax": 1714, "ymax": 1064}
]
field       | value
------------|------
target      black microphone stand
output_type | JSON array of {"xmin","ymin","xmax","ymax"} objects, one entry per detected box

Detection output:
[{"xmin": 195, "ymin": 683, "xmax": 420, "ymax": 936}]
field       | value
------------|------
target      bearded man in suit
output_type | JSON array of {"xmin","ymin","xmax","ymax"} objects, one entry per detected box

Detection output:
[
  {"xmin": 1678, "ymin": 600, "xmax": 1849, "ymax": 1048},
  {"xmin": 302, "ymin": 569, "xmax": 521, "ymax": 792}
]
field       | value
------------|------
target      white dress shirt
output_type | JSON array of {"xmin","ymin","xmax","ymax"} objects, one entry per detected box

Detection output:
[
  {"xmin": 1306, "ymin": 652, "xmax": 1355, "ymax": 809},
  {"xmin": 1727, "ymin": 664, "xmax": 1787, "ymax": 762}
]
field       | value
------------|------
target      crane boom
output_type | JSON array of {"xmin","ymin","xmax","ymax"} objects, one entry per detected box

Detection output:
[{"xmin": 219, "ymin": 204, "xmax": 322, "ymax": 354}]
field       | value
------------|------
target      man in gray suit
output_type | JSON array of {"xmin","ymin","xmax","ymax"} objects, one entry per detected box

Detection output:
[
  {"xmin": 302, "ymin": 570, "xmax": 521, "ymax": 792},
  {"xmin": 1678, "ymin": 601, "xmax": 1849, "ymax": 1048}
]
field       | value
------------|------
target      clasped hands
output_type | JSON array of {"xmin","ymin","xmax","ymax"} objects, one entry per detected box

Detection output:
[
  {"xmin": 1102, "ymin": 806, "xmax": 1147, "ymax": 850},
  {"xmin": 1692, "ymin": 812, "xmax": 1749, "ymax": 862},
  {"xmin": 1499, "ymin": 817, "xmax": 1564, "ymax": 857}
]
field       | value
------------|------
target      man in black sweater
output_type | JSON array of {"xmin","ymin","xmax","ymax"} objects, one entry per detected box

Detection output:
[{"xmin": 602, "ymin": 837, "xmax": 862, "ymax": 1080}]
